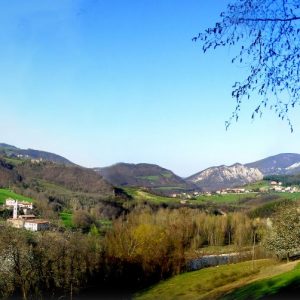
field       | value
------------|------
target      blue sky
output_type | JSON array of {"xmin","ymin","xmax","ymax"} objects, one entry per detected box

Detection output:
[{"xmin": 1, "ymin": 0, "xmax": 300, "ymax": 177}]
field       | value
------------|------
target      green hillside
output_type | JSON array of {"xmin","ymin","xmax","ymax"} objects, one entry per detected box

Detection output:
[
  {"xmin": 124, "ymin": 187, "xmax": 181, "ymax": 205},
  {"xmin": 125, "ymin": 186, "xmax": 300, "ymax": 209},
  {"xmin": 134, "ymin": 260, "xmax": 299, "ymax": 300},
  {"xmin": 223, "ymin": 262, "xmax": 300, "ymax": 300},
  {"xmin": 0, "ymin": 188, "xmax": 33, "ymax": 205}
]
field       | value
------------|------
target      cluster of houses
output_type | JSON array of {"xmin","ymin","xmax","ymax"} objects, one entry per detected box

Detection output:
[
  {"xmin": 171, "ymin": 182, "xmax": 300, "ymax": 200},
  {"xmin": 261, "ymin": 181, "xmax": 300, "ymax": 193},
  {"xmin": 4, "ymin": 198, "xmax": 50, "ymax": 231},
  {"xmin": 172, "ymin": 188, "xmax": 251, "ymax": 199},
  {"xmin": 214, "ymin": 188, "xmax": 251, "ymax": 195}
]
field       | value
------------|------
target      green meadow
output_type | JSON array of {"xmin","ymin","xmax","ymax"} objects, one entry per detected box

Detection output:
[
  {"xmin": 223, "ymin": 262, "xmax": 300, "ymax": 300},
  {"xmin": 0, "ymin": 188, "xmax": 33, "ymax": 205},
  {"xmin": 59, "ymin": 211, "xmax": 74, "ymax": 228},
  {"xmin": 134, "ymin": 260, "xmax": 275, "ymax": 300},
  {"xmin": 134, "ymin": 259, "xmax": 300, "ymax": 300}
]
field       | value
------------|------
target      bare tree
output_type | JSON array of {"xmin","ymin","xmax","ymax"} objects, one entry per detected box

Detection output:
[{"xmin": 194, "ymin": 0, "xmax": 300, "ymax": 131}]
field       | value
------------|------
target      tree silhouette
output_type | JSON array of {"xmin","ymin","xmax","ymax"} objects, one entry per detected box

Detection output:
[{"xmin": 194, "ymin": 0, "xmax": 300, "ymax": 131}]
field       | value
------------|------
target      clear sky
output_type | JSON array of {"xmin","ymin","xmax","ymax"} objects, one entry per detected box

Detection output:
[{"xmin": 1, "ymin": 0, "xmax": 300, "ymax": 177}]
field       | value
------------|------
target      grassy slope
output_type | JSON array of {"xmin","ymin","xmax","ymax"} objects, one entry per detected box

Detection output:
[
  {"xmin": 242, "ymin": 180, "xmax": 270, "ymax": 191},
  {"xmin": 0, "ymin": 188, "xmax": 33, "ymax": 205},
  {"xmin": 134, "ymin": 260, "xmax": 299, "ymax": 300},
  {"xmin": 125, "ymin": 186, "xmax": 300, "ymax": 207},
  {"xmin": 60, "ymin": 212, "xmax": 74, "ymax": 228},
  {"xmin": 223, "ymin": 262, "xmax": 300, "ymax": 300},
  {"xmin": 124, "ymin": 187, "xmax": 182, "ymax": 205},
  {"xmin": 195, "ymin": 193, "xmax": 258, "ymax": 203},
  {"xmin": 134, "ymin": 260, "xmax": 273, "ymax": 300}
]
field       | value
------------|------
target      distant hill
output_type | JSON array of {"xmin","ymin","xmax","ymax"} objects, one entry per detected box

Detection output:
[
  {"xmin": 95, "ymin": 163, "xmax": 196, "ymax": 193},
  {"xmin": 0, "ymin": 158, "xmax": 124, "ymax": 213},
  {"xmin": 246, "ymin": 153, "xmax": 300, "ymax": 175},
  {"xmin": 187, "ymin": 163, "xmax": 263, "ymax": 191},
  {"xmin": 17, "ymin": 161, "xmax": 114, "ymax": 195},
  {"xmin": 0, "ymin": 143, "xmax": 74, "ymax": 165}
]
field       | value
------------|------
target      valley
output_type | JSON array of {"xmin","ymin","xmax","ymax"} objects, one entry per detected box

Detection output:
[{"xmin": 1, "ymin": 144, "xmax": 300, "ymax": 299}]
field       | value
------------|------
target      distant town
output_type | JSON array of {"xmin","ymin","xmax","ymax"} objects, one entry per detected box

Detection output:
[{"xmin": 171, "ymin": 180, "xmax": 300, "ymax": 200}]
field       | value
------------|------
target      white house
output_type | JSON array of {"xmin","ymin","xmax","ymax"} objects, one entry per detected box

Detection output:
[{"xmin": 24, "ymin": 219, "xmax": 50, "ymax": 231}]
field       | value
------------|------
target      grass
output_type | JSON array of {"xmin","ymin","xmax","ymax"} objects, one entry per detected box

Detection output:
[
  {"xmin": 153, "ymin": 186, "xmax": 186, "ymax": 191},
  {"xmin": 223, "ymin": 262, "xmax": 300, "ymax": 300},
  {"xmin": 136, "ymin": 175, "xmax": 160, "ymax": 181},
  {"xmin": 124, "ymin": 187, "xmax": 181, "ymax": 205},
  {"xmin": 124, "ymin": 186, "xmax": 300, "ymax": 209},
  {"xmin": 274, "ymin": 192, "xmax": 300, "ymax": 201},
  {"xmin": 134, "ymin": 260, "xmax": 275, "ymax": 300},
  {"xmin": 195, "ymin": 193, "xmax": 258, "ymax": 203},
  {"xmin": 37, "ymin": 180, "xmax": 74, "ymax": 195},
  {"xmin": 60, "ymin": 212, "xmax": 74, "ymax": 228},
  {"xmin": 195, "ymin": 192, "xmax": 300, "ymax": 206},
  {"xmin": 124, "ymin": 187, "xmax": 256, "ymax": 206},
  {"xmin": 0, "ymin": 188, "xmax": 33, "ymax": 205},
  {"xmin": 242, "ymin": 180, "xmax": 271, "ymax": 191},
  {"xmin": 2, "ymin": 157, "xmax": 25, "ymax": 166}
]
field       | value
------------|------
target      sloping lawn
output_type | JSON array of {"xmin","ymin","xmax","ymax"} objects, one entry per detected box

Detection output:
[
  {"xmin": 124, "ymin": 187, "xmax": 181, "ymax": 205},
  {"xmin": 134, "ymin": 260, "xmax": 275, "ymax": 300},
  {"xmin": 223, "ymin": 262, "xmax": 300, "ymax": 300},
  {"xmin": 0, "ymin": 188, "xmax": 33, "ymax": 205}
]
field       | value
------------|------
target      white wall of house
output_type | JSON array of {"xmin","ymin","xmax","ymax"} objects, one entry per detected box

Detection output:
[
  {"xmin": 24, "ymin": 221, "xmax": 50, "ymax": 231},
  {"xmin": 24, "ymin": 222, "xmax": 38, "ymax": 231}
]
